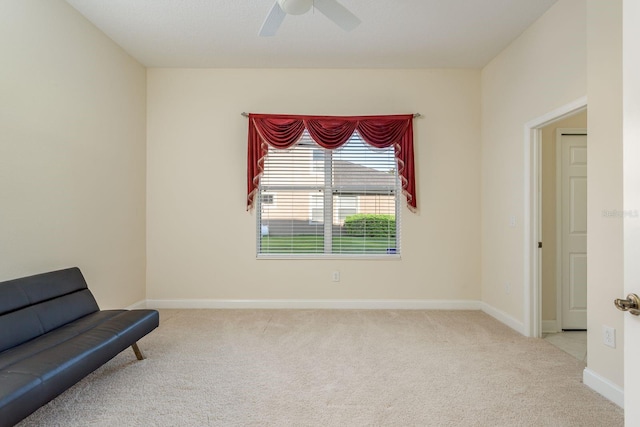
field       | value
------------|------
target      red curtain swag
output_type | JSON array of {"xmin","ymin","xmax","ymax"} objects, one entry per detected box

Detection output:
[{"xmin": 247, "ymin": 113, "xmax": 417, "ymax": 212}]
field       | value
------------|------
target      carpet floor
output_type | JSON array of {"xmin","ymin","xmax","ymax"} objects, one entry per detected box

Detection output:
[{"xmin": 18, "ymin": 309, "xmax": 623, "ymax": 426}]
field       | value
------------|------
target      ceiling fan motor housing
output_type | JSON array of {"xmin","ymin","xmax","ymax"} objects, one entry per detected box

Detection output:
[{"xmin": 277, "ymin": 0, "xmax": 313, "ymax": 15}]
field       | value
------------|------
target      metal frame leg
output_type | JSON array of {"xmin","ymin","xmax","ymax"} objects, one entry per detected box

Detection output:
[{"xmin": 131, "ymin": 342, "xmax": 145, "ymax": 360}]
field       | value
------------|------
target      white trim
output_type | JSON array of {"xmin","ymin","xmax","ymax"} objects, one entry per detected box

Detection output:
[
  {"xmin": 480, "ymin": 302, "xmax": 525, "ymax": 335},
  {"xmin": 524, "ymin": 97, "xmax": 589, "ymax": 130},
  {"xmin": 524, "ymin": 126, "xmax": 542, "ymax": 338},
  {"xmin": 556, "ymin": 130, "xmax": 564, "ymax": 332},
  {"xmin": 524, "ymin": 96, "xmax": 588, "ymax": 338},
  {"xmin": 125, "ymin": 300, "xmax": 148, "ymax": 310},
  {"xmin": 145, "ymin": 299, "xmax": 482, "ymax": 310},
  {"xmin": 541, "ymin": 320, "xmax": 560, "ymax": 334},
  {"xmin": 583, "ymin": 368, "xmax": 624, "ymax": 408}
]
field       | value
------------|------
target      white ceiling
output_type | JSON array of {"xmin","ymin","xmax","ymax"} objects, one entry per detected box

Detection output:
[{"xmin": 64, "ymin": 0, "xmax": 558, "ymax": 69}]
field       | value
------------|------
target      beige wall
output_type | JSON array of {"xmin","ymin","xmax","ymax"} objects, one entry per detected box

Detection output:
[
  {"xmin": 481, "ymin": 0, "xmax": 587, "ymax": 324},
  {"xmin": 541, "ymin": 110, "xmax": 588, "ymax": 325},
  {"xmin": 586, "ymin": 0, "xmax": 624, "ymax": 389},
  {"xmin": 147, "ymin": 68, "xmax": 481, "ymax": 301},
  {"xmin": 0, "ymin": 0, "xmax": 147, "ymax": 308}
]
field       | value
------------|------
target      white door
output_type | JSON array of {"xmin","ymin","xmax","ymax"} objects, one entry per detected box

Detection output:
[
  {"xmin": 559, "ymin": 131, "xmax": 587, "ymax": 330},
  {"xmin": 623, "ymin": 0, "xmax": 640, "ymax": 418}
]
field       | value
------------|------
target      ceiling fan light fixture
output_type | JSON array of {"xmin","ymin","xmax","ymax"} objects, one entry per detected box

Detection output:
[{"xmin": 277, "ymin": 0, "xmax": 313, "ymax": 15}]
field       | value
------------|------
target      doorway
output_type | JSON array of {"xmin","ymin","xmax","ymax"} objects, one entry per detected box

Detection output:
[
  {"xmin": 523, "ymin": 97, "xmax": 587, "ymax": 339},
  {"xmin": 538, "ymin": 117, "xmax": 588, "ymax": 361}
]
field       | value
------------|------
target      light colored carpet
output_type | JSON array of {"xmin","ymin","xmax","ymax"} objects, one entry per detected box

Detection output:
[{"xmin": 18, "ymin": 309, "xmax": 623, "ymax": 426}]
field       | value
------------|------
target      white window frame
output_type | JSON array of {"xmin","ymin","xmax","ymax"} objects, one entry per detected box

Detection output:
[
  {"xmin": 257, "ymin": 133, "xmax": 401, "ymax": 259},
  {"xmin": 260, "ymin": 193, "xmax": 275, "ymax": 208}
]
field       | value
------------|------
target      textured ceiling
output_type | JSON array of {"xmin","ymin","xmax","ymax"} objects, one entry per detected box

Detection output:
[{"xmin": 64, "ymin": 0, "xmax": 558, "ymax": 69}]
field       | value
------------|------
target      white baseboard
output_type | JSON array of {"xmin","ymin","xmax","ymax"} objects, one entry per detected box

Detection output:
[
  {"xmin": 125, "ymin": 300, "xmax": 148, "ymax": 310},
  {"xmin": 480, "ymin": 302, "xmax": 525, "ymax": 335},
  {"xmin": 542, "ymin": 320, "xmax": 559, "ymax": 333},
  {"xmin": 145, "ymin": 299, "xmax": 482, "ymax": 310},
  {"xmin": 583, "ymin": 368, "xmax": 624, "ymax": 408}
]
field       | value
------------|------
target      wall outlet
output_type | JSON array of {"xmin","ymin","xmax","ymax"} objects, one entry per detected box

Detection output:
[
  {"xmin": 509, "ymin": 215, "xmax": 516, "ymax": 227},
  {"xmin": 504, "ymin": 282, "xmax": 510, "ymax": 295},
  {"xmin": 331, "ymin": 271, "xmax": 340, "ymax": 282},
  {"xmin": 603, "ymin": 325, "xmax": 616, "ymax": 348}
]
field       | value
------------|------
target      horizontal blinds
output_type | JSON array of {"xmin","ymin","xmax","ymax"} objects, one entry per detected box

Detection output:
[{"xmin": 258, "ymin": 131, "xmax": 399, "ymax": 256}]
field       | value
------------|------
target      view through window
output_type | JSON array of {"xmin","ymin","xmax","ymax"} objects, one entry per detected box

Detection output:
[{"xmin": 257, "ymin": 130, "xmax": 400, "ymax": 257}]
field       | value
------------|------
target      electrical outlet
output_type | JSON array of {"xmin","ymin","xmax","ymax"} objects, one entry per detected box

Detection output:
[
  {"xmin": 505, "ymin": 282, "xmax": 510, "ymax": 295},
  {"xmin": 331, "ymin": 271, "xmax": 340, "ymax": 282},
  {"xmin": 509, "ymin": 216, "xmax": 516, "ymax": 227},
  {"xmin": 603, "ymin": 325, "xmax": 616, "ymax": 348}
]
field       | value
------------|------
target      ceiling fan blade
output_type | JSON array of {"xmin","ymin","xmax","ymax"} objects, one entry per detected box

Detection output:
[
  {"xmin": 313, "ymin": 0, "xmax": 361, "ymax": 32},
  {"xmin": 259, "ymin": 2, "xmax": 286, "ymax": 37}
]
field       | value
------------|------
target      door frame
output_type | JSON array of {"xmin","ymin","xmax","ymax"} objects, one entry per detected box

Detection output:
[
  {"xmin": 556, "ymin": 128, "xmax": 588, "ymax": 331},
  {"xmin": 623, "ymin": 0, "xmax": 640, "ymax": 416},
  {"xmin": 524, "ymin": 96, "xmax": 587, "ymax": 338}
]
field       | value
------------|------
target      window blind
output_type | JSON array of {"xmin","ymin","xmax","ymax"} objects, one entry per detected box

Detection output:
[{"xmin": 257, "ymin": 130, "xmax": 400, "ymax": 257}]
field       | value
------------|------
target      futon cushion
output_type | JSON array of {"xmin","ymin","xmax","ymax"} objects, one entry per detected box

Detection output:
[
  {"xmin": 0, "ymin": 311, "xmax": 126, "ymax": 371},
  {"xmin": 0, "ymin": 268, "xmax": 99, "ymax": 353},
  {"xmin": 0, "ymin": 267, "xmax": 91, "ymax": 315}
]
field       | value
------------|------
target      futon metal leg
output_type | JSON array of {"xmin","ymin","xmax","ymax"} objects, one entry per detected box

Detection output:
[{"xmin": 131, "ymin": 342, "xmax": 145, "ymax": 360}]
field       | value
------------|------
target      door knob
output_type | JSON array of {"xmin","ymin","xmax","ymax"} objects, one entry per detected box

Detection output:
[{"xmin": 614, "ymin": 293, "xmax": 640, "ymax": 316}]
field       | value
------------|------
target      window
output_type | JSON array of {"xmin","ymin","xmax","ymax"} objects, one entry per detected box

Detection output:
[
  {"xmin": 260, "ymin": 194, "xmax": 275, "ymax": 205},
  {"xmin": 257, "ymin": 131, "xmax": 400, "ymax": 257}
]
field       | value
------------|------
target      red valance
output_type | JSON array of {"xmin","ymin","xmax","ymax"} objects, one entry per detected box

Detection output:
[{"xmin": 247, "ymin": 113, "xmax": 417, "ymax": 211}]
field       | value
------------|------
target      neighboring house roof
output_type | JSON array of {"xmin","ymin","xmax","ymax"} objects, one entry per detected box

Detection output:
[{"xmin": 333, "ymin": 159, "xmax": 396, "ymax": 189}]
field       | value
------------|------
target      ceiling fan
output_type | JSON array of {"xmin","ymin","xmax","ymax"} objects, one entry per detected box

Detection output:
[{"xmin": 259, "ymin": 0, "xmax": 361, "ymax": 37}]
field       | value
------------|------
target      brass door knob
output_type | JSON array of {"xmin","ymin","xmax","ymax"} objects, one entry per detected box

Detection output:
[{"xmin": 614, "ymin": 293, "xmax": 640, "ymax": 316}]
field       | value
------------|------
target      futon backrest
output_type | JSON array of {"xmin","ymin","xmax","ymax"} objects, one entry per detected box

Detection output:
[{"xmin": 0, "ymin": 267, "xmax": 100, "ymax": 353}]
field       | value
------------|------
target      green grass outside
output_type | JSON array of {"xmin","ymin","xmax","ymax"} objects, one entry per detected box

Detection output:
[{"xmin": 260, "ymin": 235, "xmax": 396, "ymax": 254}]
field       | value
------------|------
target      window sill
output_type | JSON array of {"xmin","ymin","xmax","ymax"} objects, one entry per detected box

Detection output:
[{"xmin": 256, "ymin": 254, "xmax": 401, "ymax": 260}]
